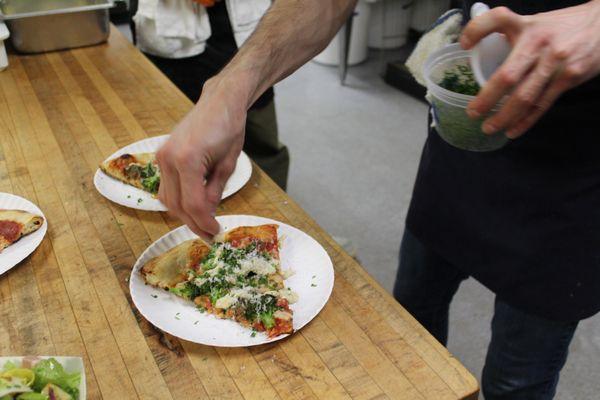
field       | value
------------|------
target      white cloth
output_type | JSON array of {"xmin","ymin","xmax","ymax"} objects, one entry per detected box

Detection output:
[
  {"xmin": 405, "ymin": 9, "xmax": 463, "ymax": 86},
  {"xmin": 404, "ymin": 9, "xmax": 463, "ymax": 129},
  {"xmin": 134, "ymin": 0, "xmax": 210, "ymax": 58},
  {"xmin": 225, "ymin": 0, "xmax": 271, "ymax": 46},
  {"xmin": 134, "ymin": 0, "xmax": 271, "ymax": 59}
]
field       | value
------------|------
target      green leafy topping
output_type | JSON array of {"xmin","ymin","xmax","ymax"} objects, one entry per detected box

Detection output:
[
  {"xmin": 2, "ymin": 361, "xmax": 17, "ymax": 371},
  {"xmin": 16, "ymin": 393, "xmax": 49, "ymax": 400},
  {"xmin": 439, "ymin": 64, "xmax": 480, "ymax": 96},
  {"xmin": 260, "ymin": 311, "xmax": 275, "ymax": 329},
  {"xmin": 141, "ymin": 174, "xmax": 160, "ymax": 194},
  {"xmin": 140, "ymin": 162, "xmax": 156, "ymax": 179},
  {"xmin": 242, "ymin": 294, "xmax": 277, "ymax": 322},
  {"xmin": 31, "ymin": 358, "xmax": 81, "ymax": 399},
  {"xmin": 169, "ymin": 281, "xmax": 202, "ymax": 300}
]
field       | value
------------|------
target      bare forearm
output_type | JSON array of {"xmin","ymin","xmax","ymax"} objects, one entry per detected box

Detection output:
[{"xmin": 210, "ymin": 0, "xmax": 357, "ymax": 109}]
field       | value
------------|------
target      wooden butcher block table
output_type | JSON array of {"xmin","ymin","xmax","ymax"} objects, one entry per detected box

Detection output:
[{"xmin": 0, "ymin": 26, "xmax": 479, "ymax": 400}]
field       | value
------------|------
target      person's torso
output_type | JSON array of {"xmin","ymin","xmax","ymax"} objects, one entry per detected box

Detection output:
[{"xmin": 407, "ymin": 0, "xmax": 600, "ymax": 321}]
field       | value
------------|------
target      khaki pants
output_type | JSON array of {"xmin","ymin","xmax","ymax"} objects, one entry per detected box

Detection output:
[{"xmin": 245, "ymin": 100, "xmax": 290, "ymax": 190}]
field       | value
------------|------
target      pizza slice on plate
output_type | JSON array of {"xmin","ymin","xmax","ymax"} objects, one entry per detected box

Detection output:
[
  {"xmin": 99, "ymin": 153, "xmax": 160, "ymax": 195},
  {"xmin": 141, "ymin": 224, "xmax": 297, "ymax": 338},
  {"xmin": 0, "ymin": 210, "xmax": 44, "ymax": 252}
]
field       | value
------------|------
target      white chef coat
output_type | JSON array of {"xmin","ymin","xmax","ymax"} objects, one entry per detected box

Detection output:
[{"xmin": 134, "ymin": 0, "xmax": 271, "ymax": 59}]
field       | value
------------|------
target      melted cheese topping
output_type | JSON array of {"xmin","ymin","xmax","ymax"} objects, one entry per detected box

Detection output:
[{"xmin": 239, "ymin": 256, "xmax": 277, "ymax": 276}]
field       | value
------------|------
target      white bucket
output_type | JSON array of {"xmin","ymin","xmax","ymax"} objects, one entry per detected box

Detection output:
[
  {"xmin": 368, "ymin": 0, "xmax": 412, "ymax": 49},
  {"xmin": 423, "ymin": 44, "xmax": 508, "ymax": 152},
  {"xmin": 313, "ymin": 0, "xmax": 371, "ymax": 66}
]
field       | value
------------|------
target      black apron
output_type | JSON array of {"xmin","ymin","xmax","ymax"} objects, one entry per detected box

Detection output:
[{"xmin": 407, "ymin": 0, "xmax": 600, "ymax": 321}]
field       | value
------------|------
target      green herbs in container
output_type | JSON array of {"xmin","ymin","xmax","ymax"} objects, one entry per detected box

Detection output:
[{"xmin": 423, "ymin": 44, "xmax": 508, "ymax": 152}]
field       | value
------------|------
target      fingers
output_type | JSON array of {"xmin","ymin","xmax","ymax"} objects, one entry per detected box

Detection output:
[
  {"xmin": 467, "ymin": 31, "xmax": 547, "ymax": 119},
  {"xmin": 460, "ymin": 6, "xmax": 523, "ymax": 50},
  {"xmin": 480, "ymin": 48, "xmax": 559, "ymax": 134},
  {"xmin": 205, "ymin": 149, "xmax": 240, "ymax": 212},
  {"xmin": 158, "ymin": 140, "xmax": 218, "ymax": 240},
  {"xmin": 156, "ymin": 145, "xmax": 181, "ymax": 215},
  {"xmin": 176, "ymin": 149, "xmax": 220, "ymax": 237},
  {"xmin": 505, "ymin": 77, "xmax": 570, "ymax": 138}
]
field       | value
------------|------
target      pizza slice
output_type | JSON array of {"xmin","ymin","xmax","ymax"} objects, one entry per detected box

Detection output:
[
  {"xmin": 99, "ymin": 153, "xmax": 160, "ymax": 195},
  {"xmin": 141, "ymin": 224, "xmax": 297, "ymax": 338},
  {"xmin": 0, "ymin": 210, "xmax": 44, "ymax": 253}
]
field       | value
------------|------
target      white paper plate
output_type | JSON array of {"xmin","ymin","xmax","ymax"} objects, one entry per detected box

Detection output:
[
  {"xmin": 130, "ymin": 215, "xmax": 335, "ymax": 347},
  {"xmin": 0, "ymin": 193, "xmax": 48, "ymax": 275},
  {"xmin": 94, "ymin": 135, "xmax": 252, "ymax": 211},
  {"xmin": 0, "ymin": 356, "xmax": 86, "ymax": 399}
]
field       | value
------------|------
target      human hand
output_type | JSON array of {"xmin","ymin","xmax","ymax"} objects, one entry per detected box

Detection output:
[
  {"xmin": 460, "ymin": 1, "xmax": 600, "ymax": 138},
  {"xmin": 157, "ymin": 78, "xmax": 246, "ymax": 239}
]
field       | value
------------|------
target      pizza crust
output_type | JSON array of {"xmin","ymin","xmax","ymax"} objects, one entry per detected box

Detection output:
[
  {"xmin": 140, "ymin": 238, "xmax": 210, "ymax": 289},
  {"xmin": 0, "ymin": 209, "xmax": 44, "ymax": 252}
]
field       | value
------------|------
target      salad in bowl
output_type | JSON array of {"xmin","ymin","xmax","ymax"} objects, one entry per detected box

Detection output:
[{"xmin": 0, "ymin": 357, "xmax": 83, "ymax": 400}]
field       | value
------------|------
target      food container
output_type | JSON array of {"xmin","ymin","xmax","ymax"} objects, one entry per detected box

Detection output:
[
  {"xmin": 0, "ymin": 0, "xmax": 113, "ymax": 54},
  {"xmin": 423, "ymin": 43, "xmax": 508, "ymax": 152}
]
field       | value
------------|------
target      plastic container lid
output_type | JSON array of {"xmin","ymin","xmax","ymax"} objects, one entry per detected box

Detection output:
[{"xmin": 469, "ymin": 2, "xmax": 511, "ymax": 85}]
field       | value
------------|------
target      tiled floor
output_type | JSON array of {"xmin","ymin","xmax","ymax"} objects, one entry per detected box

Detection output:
[{"xmin": 117, "ymin": 23, "xmax": 599, "ymax": 399}]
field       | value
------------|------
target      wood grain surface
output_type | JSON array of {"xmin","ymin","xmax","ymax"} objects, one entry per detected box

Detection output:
[{"xmin": 0, "ymin": 26, "xmax": 479, "ymax": 400}]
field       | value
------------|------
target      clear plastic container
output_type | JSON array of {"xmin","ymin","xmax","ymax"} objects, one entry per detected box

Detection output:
[{"xmin": 423, "ymin": 43, "xmax": 508, "ymax": 152}]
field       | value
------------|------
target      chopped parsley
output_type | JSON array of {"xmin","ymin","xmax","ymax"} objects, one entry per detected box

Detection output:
[
  {"xmin": 311, "ymin": 283, "xmax": 317, "ymax": 287},
  {"xmin": 439, "ymin": 64, "xmax": 480, "ymax": 96},
  {"xmin": 175, "ymin": 312, "xmax": 181, "ymax": 320},
  {"xmin": 151, "ymin": 294, "xmax": 158, "ymax": 298},
  {"xmin": 137, "ymin": 198, "xmax": 143, "ymax": 204}
]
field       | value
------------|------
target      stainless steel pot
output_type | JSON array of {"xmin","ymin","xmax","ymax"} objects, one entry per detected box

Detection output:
[{"xmin": 0, "ymin": 0, "xmax": 114, "ymax": 53}]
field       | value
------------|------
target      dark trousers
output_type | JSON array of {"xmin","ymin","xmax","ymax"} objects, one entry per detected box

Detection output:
[{"xmin": 393, "ymin": 230, "xmax": 578, "ymax": 400}]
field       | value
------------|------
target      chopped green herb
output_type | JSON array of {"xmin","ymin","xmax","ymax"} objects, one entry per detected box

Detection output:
[
  {"xmin": 151, "ymin": 294, "xmax": 158, "ymax": 299},
  {"xmin": 137, "ymin": 198, "xmax": 143, "ymax": 204},
  {"xmin": 127, "ymin": 195, "xmax": 131, "ymax": 199},
  {"xmin": 175, "ymin": 312, "xmax": 181, "ymax": 320},
  {"xmin": 439, "ymin": 64, "xmax": 480, "ymax": 96},
  {"xmin": 311, "ymin": 283, "xmax": 317, "ymax": 287},
  {"xmin": 194, "ymin": 321, "xmax": 199, "ymax": 325},
  {"xmin": 142, "ymin": 174, "xmax": 160, "ymax": 194},
  {"xmin": 251, "ymin": 331, "xmax": 257, "ymax": 338}
]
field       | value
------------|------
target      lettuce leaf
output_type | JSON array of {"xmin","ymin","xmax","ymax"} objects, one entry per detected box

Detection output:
[
  {"xmin": 31, "ymin": 359, "xmax": 80, "ymax": 399},
  {"xmin": 1, "ymin": 361, "xmax": 17, "ymax": 372}
]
